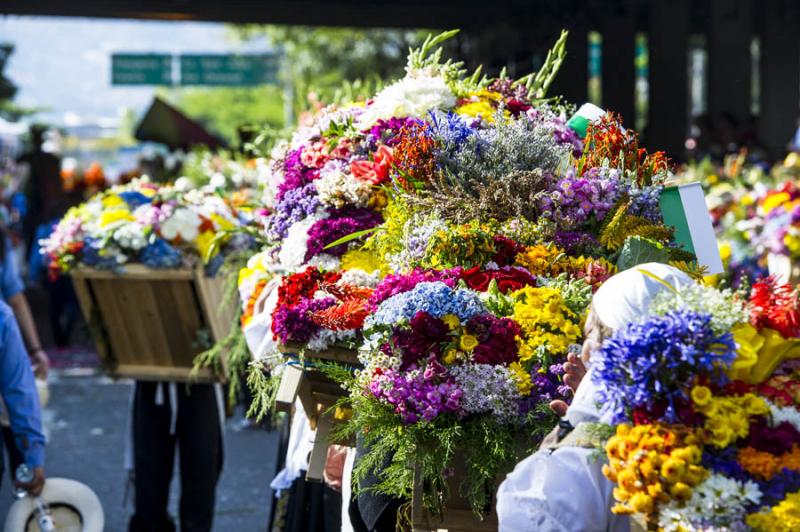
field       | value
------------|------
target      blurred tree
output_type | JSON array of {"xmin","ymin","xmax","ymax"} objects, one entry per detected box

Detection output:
[
  {"xmin": 171, "ymin": 85, "xmax": 285, "ymax": 146},
  {"xmin": 0, "ymin": 43, "xmax": 29, "ymax": 120},
  {"xmin": 231, "ymin": 26, "xmax": 428, "ymax": 117}
]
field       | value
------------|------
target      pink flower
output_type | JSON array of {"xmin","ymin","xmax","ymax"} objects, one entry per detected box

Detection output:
[{"xmin": 350, "ymin": 145, "xmax": 394, "ymax": 185}]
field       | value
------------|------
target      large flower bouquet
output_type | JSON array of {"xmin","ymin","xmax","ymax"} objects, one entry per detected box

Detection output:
[
  {"xmin": 234, "ymin": 29, "xmax": 708, "ymax": 516},
  {"xmin": 42, "ymin": 177, "xmax": 256, "ymax": 277},
  {"xmin": 597, "ymin": 276, "xmax": 800, "ymax": 530}
]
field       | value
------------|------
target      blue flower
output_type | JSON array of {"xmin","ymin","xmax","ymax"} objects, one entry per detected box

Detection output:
[
  {"xmin": 117, "ymin": 191, "xmax": 152, "ymax": 209},
  {"xmin": 592, "ymin": 309, "xmax": 737, "ymax": 424},
  {"xmin": 366, "ymin": 281, "xmax": 487, "ymax": 328},
  {"xmin": 139, "ymin": 238, "xmax": 182, "ymax": 269}
]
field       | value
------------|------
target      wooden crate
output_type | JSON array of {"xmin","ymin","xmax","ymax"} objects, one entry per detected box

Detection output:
[
  {"xmin": 71, "ymin": 265, "xmax": 236, "ymax": 382},
  {"xmin": 411, "ymin": 462, "xmax": 498, "ymax": 532}
]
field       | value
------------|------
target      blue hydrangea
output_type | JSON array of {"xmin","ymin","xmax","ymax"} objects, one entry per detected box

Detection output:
[
  {"xmin": 366, "ymin": 281, "xmax": 487, "ymax": 328},
  {"xmin": 592, "ymin": 309, "xmax": 737, "ymax": 424},
  {"xmin": 138, "ymin": 238, "xmax": 182, "ymax": 269}
]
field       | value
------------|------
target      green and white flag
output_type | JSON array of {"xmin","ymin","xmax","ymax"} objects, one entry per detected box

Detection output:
[
  {"xmin": 658, "ymin": 182, "xmax": 724, "ymax": 274},
  {"xmin": 567, "ymin": 103, "xmax": 606, "ymax": 139}
]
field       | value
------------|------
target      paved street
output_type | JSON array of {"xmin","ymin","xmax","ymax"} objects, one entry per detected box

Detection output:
[{"xmin": 0, "ymin": 374, "xmax": 278, "ymax": 531}]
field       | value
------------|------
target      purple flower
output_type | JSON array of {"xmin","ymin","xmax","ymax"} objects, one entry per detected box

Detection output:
[
  {"xmin": 271, "ymin": 297, "xmax": 335, "ymax": 343},
  {"xmin": 303, "ymin": 207, "xmax": 382, "ymax": 261},
  {"xmin": 369, "ymin": 363, "xmax": 463, "ymax": 423},
  {"xmin": 276, "ymin": 147, "xmax": 320, "ymax": 202},
  {"xmin": 368, "ymin": 268, "xmax": 462, "ymax": 310},
  {"xmin": 267, "ymin": 182, "xmax": 321, "ymax": 240}
]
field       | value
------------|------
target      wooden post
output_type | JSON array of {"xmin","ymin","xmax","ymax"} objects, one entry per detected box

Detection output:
[
  {"xmin": 648, "ymin": 0, "xmax": 690, "ymax": 157},
  {"xmin": 708, "ymin": 0, "xmax": 753, "ymax": 126},
  {"xmin": 306, "ymin": 408, "xmax": 333, "ymax": 481},
  {"xmin": 758, "ymin": 0, "xmax": 800, "ymax": 160},
  {"xmin": 602, "ymin": 0, "xmax": 636, "ymax": 124}
]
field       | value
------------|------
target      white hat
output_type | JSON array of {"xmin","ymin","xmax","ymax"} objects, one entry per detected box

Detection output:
[
  {"xmin": 4, "ymin": 478, "xmax": 104, "ymax": 532},
  {"xmin": 591, "ymin": 262, "xmax": 693, "ymax": 330}
]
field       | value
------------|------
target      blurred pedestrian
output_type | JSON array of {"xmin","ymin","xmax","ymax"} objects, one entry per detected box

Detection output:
[
  {"xmin": 17, "ymin": 125, "xmax": 61, "ymax": 254},
  {"xmin": 0, "ymin": 300, "xmax": 46, "ymax": 496}
]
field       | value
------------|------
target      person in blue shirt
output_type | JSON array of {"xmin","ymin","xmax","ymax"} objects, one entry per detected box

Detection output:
[{"xmin": 0, "ymin": 300, "xmax": 46, "ymax": 495}]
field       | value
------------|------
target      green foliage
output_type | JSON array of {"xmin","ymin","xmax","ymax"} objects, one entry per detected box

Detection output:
[
  {"xmin": 175, "ymin": 85, "xmax": 284, "ymax": 145},
  {"xmin": 246, "ymin": 362, "xmax": 282, "ymax": 421},
  {"xmin": 230, "ymin": 26, "xmax": 429, "ymax": 117},
  {"xmin": 616, "ymin": 236, "xmax": 671, "ymax": 271},
  {"xmin": 333, "ymin": 371, "xmax": 546, "ymax": 517}
]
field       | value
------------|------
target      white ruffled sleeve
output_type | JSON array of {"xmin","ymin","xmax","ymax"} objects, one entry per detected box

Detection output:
[{"xmin": 496, "ymin": 446, "xmax": 629, "ymax": 532}]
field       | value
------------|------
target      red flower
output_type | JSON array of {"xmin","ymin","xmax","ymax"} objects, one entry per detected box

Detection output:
[
  {"xmin": 460, "ymin": 266, "xmax": 492, "ymax": 291},
  {"xmin": 492, "ymin": 235, "xmax": 525, "ymax": 266},
  {"xmin": 458, "ymin": 266, "xmax": 536, "ymax": 294},
  {"xmin": 350, "ymin": 145, "xmax": 394, "ymax": 185},
  {"xmin": 750, "ymin": 277, "xmax": 800, "ymax": 338}
]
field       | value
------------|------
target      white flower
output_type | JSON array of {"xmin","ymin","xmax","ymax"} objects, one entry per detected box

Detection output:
[
  {"xmin": 307, "ymin": 329, "xmax": 356, "ymax": 351},
  {"xmin": 209, "ymin": 172, "xmax": 227, "ymax": 188},
  {"xmin": 160, "ymin": 207, "xmax": 201, "ymax": 242},
  {"xmin": 113, "ymin": 222, "xmax": 148, "ymax": 251},
  {"xmin": 174, "ymin": 176, "xmax": 193, "ymax": 192},
  {"xmin": 308, "ymin": 253, "xmax": 341, "ymax": 272},
  {"xmin": 277, "ymin": 213, "xmax": 327, "ymax": 271},
  {"xmin": 658, "ymin": 474, "xmax": 761, "ymax": 532},
  {"xmin": 314, "ymin": 163, "xmax": 372, "ymax": 208},
  {"xmin": 357, "ymin": 75, "xmax": 455, "ymax": 128},
  {"xmin": 340, "ymin": 268, "xmax": 381, "ymax": 288},
  {"xmin": 768, "ymin": 401, "xmax": 800, "ymax": 432}
]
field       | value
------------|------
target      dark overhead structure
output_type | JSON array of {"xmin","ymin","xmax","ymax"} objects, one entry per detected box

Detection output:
[
  {"xmin": 135, "ymin": 97, "xmax": 226, "ymax": 151},
  {"xmin": 3, "ymin": 0, "xmax": 800, "ymax": 161}
]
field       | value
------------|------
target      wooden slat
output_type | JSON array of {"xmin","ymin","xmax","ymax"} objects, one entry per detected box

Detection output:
[
  {"xmin": 91, "ymin": 279, "xmax": 143, "ymax": 366},
  {"xmin": 306, "ymin": 409, "xmax": 333, "ymax": 481},
  {"xmin": 76, "ymin": 265, "xmax": 193, "ymax": 280},
  {"xmin": 134, "ymin": 280, "xmax": 175, "ymax": 366},
  {"xmin": 69, "ymin": 276, "xmax": 110, "ymax": 362},
  {"xmin": 275, "ymin": 364, "xmax": 305, "ymax": 412},
  {"xmin": 154, "ymin": 280, "xmax": 196, "ymax": 363},
  {"xmin": 278, "ymin": 343, "xmax": 360, "ymax": 365},
  {"xmin": 113, "ymin": 364, "xmax": 216, "ymax": 382},
  {"xmin": 168, "ymin": 280, "xmax": 205, "ymax": 363}
]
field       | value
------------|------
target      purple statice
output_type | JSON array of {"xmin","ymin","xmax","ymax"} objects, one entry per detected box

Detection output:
[
  {"xmin": 552, "ymin": 231, "xmax": 603, "ymax": 256},
  {"xmin": 267, "ymin": 182, "xmax": 321, "ymax": 241},
  {"xmin": 450, "ymin": 364, "xmax": 521, "ymax": 422},
  {"xmin": 368, "ymin": 268, "xmax": 461, "ymax": 310},
  {"xmin": 517, "ymin": 362, "xmax": 571, "ymax": 416},
  {"xmin": 276, "ymin": 147, "xmax": 320, "ymax": 202},
  {"xmin": 139, "ymin": 238, "xmax": 182, "ymax": 269},
  {"xmin": 538, "ymin": 168, "xmax": 622, "ymax": 230},
  {"xmin": 364, "ymin": 117, "xmax": 417, "ymax": 147},
  {"xmin": 593, "ymin": 309, "xmax": 737, "ymax": 425},
  {"xmin": 626, "ymin": 183, "xmax": 664, "ymax": 222},
  {"xmin": 369, "ymin": 362, "xmax": 462, "ymax": 423},
  {"xmin": 271, "ymin": 297, "xmax": 335, "ymax": 344},
  {"xmin": 303, "ymin": 207, "xmax": 382, "ymax": 261}
]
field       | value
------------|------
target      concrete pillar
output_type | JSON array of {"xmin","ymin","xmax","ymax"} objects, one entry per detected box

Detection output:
[
  {"xmin": 759, "ymin": 0, "xmax": 800, "ymax": 161},
  {"xmin": 550, "ymin": 25, "xmax": 588, "ymax": 106},
  {"xmin": 708, "ymin": 0, "xmax": 752, "ymax": 126},
  {"xmin": 602, "ymin": 1, "xmax": 636, "ymax": 125},
  {"xmin": 648, "ymin": 0, "xmax": 690, "ymax": 157}
]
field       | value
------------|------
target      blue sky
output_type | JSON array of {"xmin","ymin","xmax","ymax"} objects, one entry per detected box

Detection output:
[{"xmin": 0, "ymin": 16, "xmax": 269, "ymax": 126}]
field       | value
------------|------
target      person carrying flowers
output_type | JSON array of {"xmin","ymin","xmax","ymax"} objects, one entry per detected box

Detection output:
[{"xmin": 496, "ymin": 263, "xmax": 693, "ymax": 532}]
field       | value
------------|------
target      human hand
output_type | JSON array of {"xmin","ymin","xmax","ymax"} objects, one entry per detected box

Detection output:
[
  {"xmin": 30, "ymin": 349, "xmax": 49, "ymax": 380},
  {"xmin": 548, "ymin": 352, "xmax": 588, "ymax": 417},
  {"xmin": 15, "ymin": 466, "xmax": 45, "ymax": 497}
]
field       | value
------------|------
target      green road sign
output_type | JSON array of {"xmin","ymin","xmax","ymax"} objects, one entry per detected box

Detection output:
[
  {"xmin": 179, "ymin": 54, "xmax": 278, "ymax": 86},
  {"xmin": 112, "ymin": 54, "xmax": 173, "ymax": 86}
]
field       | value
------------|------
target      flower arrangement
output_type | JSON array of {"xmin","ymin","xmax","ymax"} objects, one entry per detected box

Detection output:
[
  {"xmin": 42, "ymin": 177, "xmax": 255, "ymax": 277},
  {"xmin": 596, "ymin": 275, "xmax": 800, "ymax": 530},
  {"xmin": 234, "ymin": 28, "xmax": 706, "ymax": 517}
]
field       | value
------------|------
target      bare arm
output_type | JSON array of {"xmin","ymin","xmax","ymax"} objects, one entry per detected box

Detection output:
[{"xmin": 7, "ymin": 293, "xmax": 49, "ymax": 379}]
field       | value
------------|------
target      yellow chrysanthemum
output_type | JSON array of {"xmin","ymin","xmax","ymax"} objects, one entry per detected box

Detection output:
[
  {"xmin": 340, "ymin": 250, "xmax": 388, "ymax": 277},
  {"xmin": 99, "ymin": 209, "xmax": 134, "ymax": 227}
]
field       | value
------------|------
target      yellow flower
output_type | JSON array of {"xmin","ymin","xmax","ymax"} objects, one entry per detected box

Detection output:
[
  {"xmin": 443, "ymin": 349, "xmax": 458, "ymax": 365},
  {"xmin": 690, "ymin": 385, "xmax": 712, "ymax": 407},
  {"xmin": 340, "ymin": 250, "xmax": 388, "ymax": 277},
  {"xmin": 509, "ymin": 362, "xmax": 532, "ymax": 395},
  {"xmin": 101, "ymin": 194, "xmax": 125, "ymax": 208},
  {"xmin": 459, "ymin": 335, "xmax": 479, "ymax": 352},
  {"xmin": 628, "ymin": 493, "xmax": 654, "ymax": 514},
  {"xmin": 99, "ymin": 209, "xmax": 134, "ymax": 227},
  {"xmin": 670, "ymin": 482, "xmax": 692, "ymax": 501},
  {"xmin": 762, "ymin": 192, "xmax": 791, "ymax": 214},
  {"xmin": 442, "ymin": 314, "xmax": 461, "ymax": 330},
  {"xmin": 661, "ymin": 457, "xmax": 687, "ymax": 482},
  {"xmin": 196, "ymin": 230, "xmax": 218, "ymax": 260}
]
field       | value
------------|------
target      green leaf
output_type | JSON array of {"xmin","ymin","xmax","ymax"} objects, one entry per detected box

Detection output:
[
  {"xmin": 616, "ymin": 236, "xmax": 670, "ymax": 271},
  {"xmin": 322, "ymin": 226, "xmax": 378, "ymax": 250}
]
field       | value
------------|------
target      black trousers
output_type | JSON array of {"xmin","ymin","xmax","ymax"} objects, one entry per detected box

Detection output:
[
  {"xmin": 1, "ymin": 425, "xmax": 24, "ymax": 484},
  {"xmin": 129, "ymin": 382, "xmax": 223, "ymax": 532}
]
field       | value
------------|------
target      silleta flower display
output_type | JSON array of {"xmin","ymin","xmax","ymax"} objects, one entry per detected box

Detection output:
[
  {"xmin": 233, "ymin": 29, "xmax": 703, "ymax": 516},
  {"xmin": 597, "ymin": 276, "xmax": 800, "ymax": 531}
]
